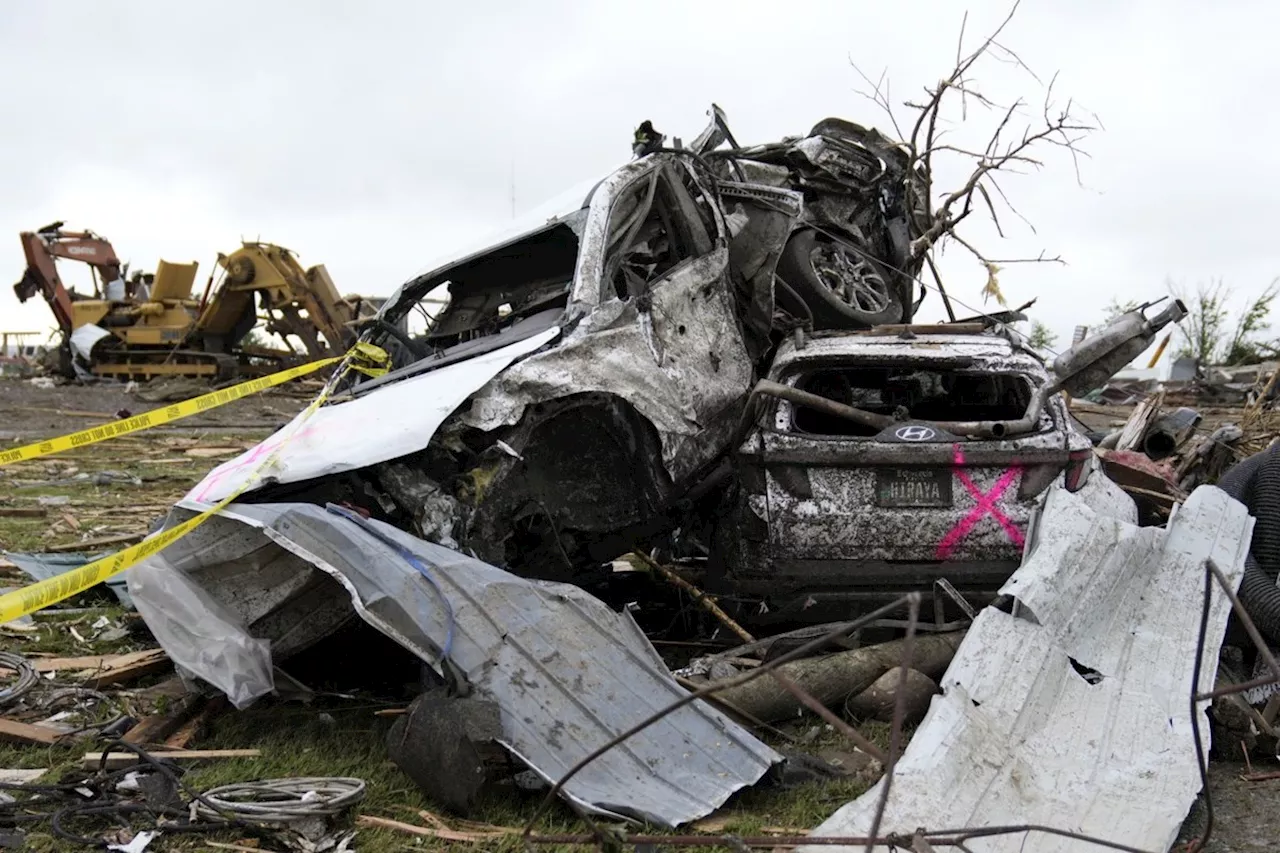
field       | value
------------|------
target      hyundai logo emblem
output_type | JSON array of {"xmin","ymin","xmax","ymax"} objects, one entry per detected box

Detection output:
[{"xmin": 894, "ymin": 425, "xmax": 936, "ymax": 442}]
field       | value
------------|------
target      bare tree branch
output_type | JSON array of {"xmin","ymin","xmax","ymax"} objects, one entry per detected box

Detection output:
[{"xmin": 844, "ymin": 0, "xmax": 1096, "ymax": 308}]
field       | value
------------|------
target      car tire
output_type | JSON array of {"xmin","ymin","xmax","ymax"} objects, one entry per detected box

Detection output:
[{"xmin": 776, "ymin": 229, "xmax": 904, "ymax": 329}]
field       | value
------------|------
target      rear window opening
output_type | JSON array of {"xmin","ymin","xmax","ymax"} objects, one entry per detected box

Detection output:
[
  {"xmin": 385, "ymin": 222, "xmax": 580, "ymax": 361},
  {"xmin": 790, "ymin": 366, "xmax": 1034, "ymax": 437}
]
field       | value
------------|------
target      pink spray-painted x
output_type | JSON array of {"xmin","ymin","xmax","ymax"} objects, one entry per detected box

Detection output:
[{"xmin": 934, "ymin": 445, "xmax": 1025, "ymax": 560}]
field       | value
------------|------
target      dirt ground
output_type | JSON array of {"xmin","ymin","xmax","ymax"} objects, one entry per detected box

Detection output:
[
  {"xmin": 1178, "ymin": 762, "xmax": 1280, "ymax": 852},
  {"xmin": 1, "ymin": 376, "xmax": 1278, "ymax": 851},
  {"xmin": 0, "ymin": 375, "xmax": 310, "ymax": 440}
]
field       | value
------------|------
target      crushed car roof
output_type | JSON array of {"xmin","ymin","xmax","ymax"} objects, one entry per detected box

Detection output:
[{"xmin": 769, "ymin": 330, "xmax": 1045, "ymax": 374}]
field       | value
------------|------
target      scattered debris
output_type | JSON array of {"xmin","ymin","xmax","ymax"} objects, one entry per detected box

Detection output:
[
  {"xmin": 358, "ymin": 813, "xmax": 518, "ymax": 843},
  {"xmin": 2, "ymin": 99, "xmax": 1276, "ymax": 853}
]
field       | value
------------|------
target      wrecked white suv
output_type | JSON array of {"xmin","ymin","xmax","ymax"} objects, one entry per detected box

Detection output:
[{"xmin": 713, "ymin": 305, "xmax": 1186, "ymax": 624}]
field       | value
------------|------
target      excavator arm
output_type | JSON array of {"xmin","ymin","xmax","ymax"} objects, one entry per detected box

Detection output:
[{"xmin": 13, "ymin": 223, "xmax": 122, "ymax": 334}]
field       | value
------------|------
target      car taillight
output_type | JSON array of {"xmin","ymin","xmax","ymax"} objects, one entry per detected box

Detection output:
[
  {"xmin": 1018, "ymin": 463, "xmax": 1062, "ymax": 501},
  {"xmin": 1064, "ymin": 449, "xmax": 1093, "ymax": 492}
]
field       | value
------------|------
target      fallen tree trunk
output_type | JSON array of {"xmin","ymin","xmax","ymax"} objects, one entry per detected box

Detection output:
[
  {"xmin": 844, "ymin": 666, "xmax": 939, "ymax": 726},
  {"xmin": 709, "ymin": 631, "xmax": 964, "ymax": 723}
]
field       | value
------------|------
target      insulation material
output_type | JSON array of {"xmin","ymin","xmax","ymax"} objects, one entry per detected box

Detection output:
[
  {"xmin": 69, "ymin": 323, "xmax": 111, "ymax": 361},
  {"xmin": 804, "ymin": 484, "xmax": 1253, "ymax": 853}
]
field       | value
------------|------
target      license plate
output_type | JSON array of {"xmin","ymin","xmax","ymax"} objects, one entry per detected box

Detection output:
[{"xmin": 875, "ymin": 468, "xmax": 953, "ymax": 507}]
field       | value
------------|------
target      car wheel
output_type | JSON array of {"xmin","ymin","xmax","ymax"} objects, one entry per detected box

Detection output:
[{"xmin": 776, "ymin": 229, "xmax": 903, "ymax": 329}]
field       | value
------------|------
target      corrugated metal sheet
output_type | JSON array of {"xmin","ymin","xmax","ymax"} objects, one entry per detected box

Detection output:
[
  {"xmin": 804, "ymin": 484, "xmax": 1253, "ymax": 853},
  {"xmin": 128, "ymin": 502, "xmax": 780, "ymax": 827}
]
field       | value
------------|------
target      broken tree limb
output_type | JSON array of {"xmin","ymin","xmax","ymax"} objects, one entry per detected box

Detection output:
[
  {"xmin": 844, "ymin": 666, "xmax": 940, "ymax": 726},
  {"xmin": 709, "ymin": 632, "xmax": 964, "ymax": 723},
  {"xmin": 632, "ymin": 551, "xmax": 754, "ymax": 644},
  {"xmin": 633, "ymin": 552, "xmax": 885, "ymax": 758}
]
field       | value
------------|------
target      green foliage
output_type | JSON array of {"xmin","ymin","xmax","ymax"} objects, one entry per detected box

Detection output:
[
  {"xmin": 1102, "ymin": 298, "xmax": 1140, "ymax": 326},
  {"xmin": 1026, "ymin": 320, "xmax": 1058, "ymax": 351},
  {"xmin": 1169, "ymin": 278, "xmax": 1279, "ymax": 366}
]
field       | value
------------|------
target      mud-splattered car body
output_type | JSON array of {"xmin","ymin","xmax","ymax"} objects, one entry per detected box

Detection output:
[
  {"xmin": 713, "ymin": 328, "xmax": 1101, "ymax": 623},
  {"xmin": 184, "ymin": 113, "xmax": 926, "ymax": 580}
]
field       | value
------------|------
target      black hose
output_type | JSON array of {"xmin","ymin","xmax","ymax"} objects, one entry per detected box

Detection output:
[
  {"xmin": 1217, "ymin": 445, "xmax": 1280, "ymax": 646},
  {"xmin": 0, "ymin": 652, "xmax": 38, "ymax": 707}
]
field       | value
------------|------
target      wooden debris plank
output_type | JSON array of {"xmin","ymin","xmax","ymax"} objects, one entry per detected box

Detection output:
[
  {"xmin": 0, "ymin": 507, "xmax": 46, "ymax": 518},
  {"xmin": 47, "ymin": 532, "xmax": 145, "ymax": 553},
  {"xmin": 33, "ymin": 648, "xmax": 166, "ymax": 676},
  {"xmin": 31, "ymin": 654, "xmax": 113, "ymax": 672},
  {"xmin": 87, "ymin": 649, "xmax": 171, "ymax": 688},
  {"xmin": 162, "ymin": 696, "xmax": 227, "ymax": 749},
  {"xmin": 124, "ymin": 693, "xmax": 204, "ymax": 747},
  {"xmin": 84, "ymin": 749, "xmax": 260, "ymax": 771},
  {"xmin": 1116, "ymin": 391, "xmax": 1164, "ymax": 452},
  {"xmin": 0, "ymin": 718, "xmax": 63, "ymax": 746},
  {"xmin": 119, "ymin": 674, "xmax": 191, "ymax": 702}
]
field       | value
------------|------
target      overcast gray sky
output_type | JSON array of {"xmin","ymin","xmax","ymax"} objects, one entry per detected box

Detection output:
[{"xmin": 2, "ymin": 0, "xmax": 1276, "ymax": 357}]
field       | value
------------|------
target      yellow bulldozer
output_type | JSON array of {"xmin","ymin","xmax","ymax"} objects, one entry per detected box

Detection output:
[{"xmin": 13, "ymin": 223, "xmax": 381, "ymax": 380}]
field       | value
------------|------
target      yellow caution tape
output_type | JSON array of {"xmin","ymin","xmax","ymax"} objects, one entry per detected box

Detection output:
[
  {"xmin": 0, "ymin": 343, "xmax": 389, "ymax": 624},
  {"xmin": 0, "ymin": 343, "xmax": 388, "ymax": 468}
]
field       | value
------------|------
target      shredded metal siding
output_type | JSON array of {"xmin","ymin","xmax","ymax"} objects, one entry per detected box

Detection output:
[
  {"xmin": 803, "ymin": 484, "xmax": 1253, "ymax": 852},
  {"xmin": 128, "ymin": 502, "xmax": 780, "ymax": 827}
]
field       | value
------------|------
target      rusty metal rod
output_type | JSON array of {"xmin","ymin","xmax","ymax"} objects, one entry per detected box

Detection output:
[{"xmin": 1193, "ymin": 558, "xmax": 1280, "ymax": 702}]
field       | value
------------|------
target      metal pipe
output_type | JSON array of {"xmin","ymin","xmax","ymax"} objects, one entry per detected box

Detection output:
[
  {"xmin": 1143, "ymin": 407, "xmax": 1201, "ymax": 460},
  {"xmin": 749, "ymin": 376, "xmax": 1059, "ymax": 441},
  {"xmin": 749, "ymin": 379, "xmax": 894, "ymax": 431},
  {"xmin": 925, "ymin": 380, "xmax": 1060, "ymax": 440}
]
